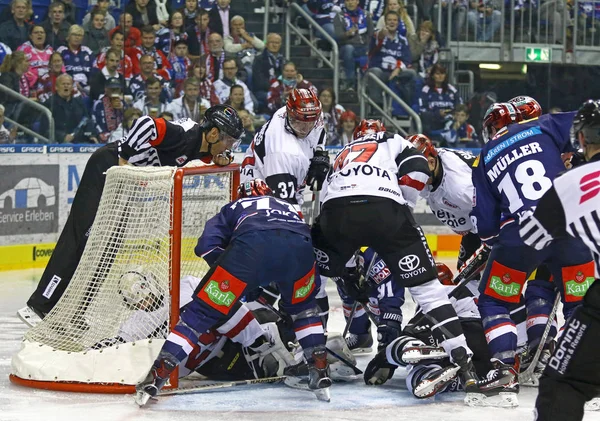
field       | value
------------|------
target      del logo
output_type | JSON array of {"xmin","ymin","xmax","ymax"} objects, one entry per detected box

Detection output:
[{"xmin": 198, "ymin": 267, "xmax": 246, "ymax": 314}]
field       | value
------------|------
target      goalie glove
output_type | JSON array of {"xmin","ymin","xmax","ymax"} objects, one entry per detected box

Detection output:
[{"xmin": 306, "ymin": 149, "xmax": 330, "ymax": 191}]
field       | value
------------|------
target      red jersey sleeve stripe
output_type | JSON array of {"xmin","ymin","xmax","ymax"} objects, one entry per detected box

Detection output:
[{"xmin": 150, "ymin": 118, "xmax": 167, "ymax": 147}]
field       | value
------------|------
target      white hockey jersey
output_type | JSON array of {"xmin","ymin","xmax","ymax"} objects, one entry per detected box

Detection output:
[
  {"xmin": 420, "ymin": 148, "xmax": 477, "ymax": 235},
  {"xmin": 240, "ymin": 106, "xmax": 326, "ymax": 205},
  {"xmin": 322, "ymin": 132, "xmax": 430, "ymax": 208}
]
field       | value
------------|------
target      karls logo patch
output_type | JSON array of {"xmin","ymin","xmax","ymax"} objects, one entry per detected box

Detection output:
[
  {"xmin": 562, "ymin": 262, "xmax": 596, "ymax": 302},
  {"xmin": 197, "ymin": 266, "xmax": 246, "ymax": 314},
  {"xmin": 292, "ymin": 265, "xmax": 316, "ymax": 304},
  {"xmin": 484, "ymin": 261, "xmax": 526, "ymax": 303},
  {"xmin": 579, "ymin": 170, "xmax": 600, "ymax": 204}
]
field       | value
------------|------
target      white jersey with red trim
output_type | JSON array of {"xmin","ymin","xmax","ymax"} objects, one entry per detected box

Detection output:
[
  {"xmin": 420, "ymin": 148, "xmax": 477, "ymax": 235},
  {"xmin": 322, "ymin": 131, "xmax": 430, "ymax": 208},
  {"xmin": 240, "ymin": 106, "xmax": 326, "ymax": 205}
]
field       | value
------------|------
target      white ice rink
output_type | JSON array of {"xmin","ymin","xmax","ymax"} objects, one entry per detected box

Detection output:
[{"xmin": 1, "ymin": 268, "xmax": 599, "ymax": 421}]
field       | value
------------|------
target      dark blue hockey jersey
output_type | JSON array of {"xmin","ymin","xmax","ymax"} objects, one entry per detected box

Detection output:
[
  {"xmin": 471, "ymin": 112, "xmax": 576, "ymax": 244},
  {"xmin": 196, "ymin": 196, "xmax": 311, "ymax": 266}
]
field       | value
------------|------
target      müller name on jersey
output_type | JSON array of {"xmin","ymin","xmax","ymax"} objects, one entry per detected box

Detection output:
[{"xmin": 486, "ymin": 141, "xmax": 544, "ymax": 182}]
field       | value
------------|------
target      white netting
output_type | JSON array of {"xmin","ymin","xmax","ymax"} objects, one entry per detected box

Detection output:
[{"xmin": 12, "ymin": 165, "xmax": 234, "ymax": 386}]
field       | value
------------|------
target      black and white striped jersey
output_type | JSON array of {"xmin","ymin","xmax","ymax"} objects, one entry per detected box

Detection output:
[
  {"xmin": 520, "ymin": 153, "xmax": 600, "ymax": 277},
  {"xmin": 118, "ymin": 116, "xmax": 212, "ymax": 167}
]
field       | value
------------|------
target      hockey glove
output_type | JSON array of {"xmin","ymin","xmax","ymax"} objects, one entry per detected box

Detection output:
[
  {"xmin": 377, "ymin": 312, "xmax": 403, "ymax": 350},
  {"xmin": 306, "ymin": 149, "xmax": 330, "ymax": 191},
  {"xmin": 364, "ymin": 347, "xmax": 397, "ymax": 385},
  {"xmin": 337, "ymin": 266, "xmax": 369, "ymax": 304}
]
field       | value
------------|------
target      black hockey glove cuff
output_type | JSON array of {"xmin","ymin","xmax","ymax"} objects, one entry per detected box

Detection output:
[
  {"xmin": 306, "ymin": 149, "xmax": 330, "ymax": 191},
  {"xmin": 338, "ymin": 266, "xmax": 369, "ymax": 303},
  {"xmin": 377, "ymin": 312, "xmax": 403, "ymax": 350}
]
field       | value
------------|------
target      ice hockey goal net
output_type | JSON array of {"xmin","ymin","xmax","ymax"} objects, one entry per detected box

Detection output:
[{"xmin": 10, "ymin": 163, "xmax": 239, "ymax": 393}]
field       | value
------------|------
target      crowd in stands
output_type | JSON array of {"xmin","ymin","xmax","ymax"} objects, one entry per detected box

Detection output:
[{"xmin": 2, "ymin": 0, "xmax": 581, "ymax": 148}]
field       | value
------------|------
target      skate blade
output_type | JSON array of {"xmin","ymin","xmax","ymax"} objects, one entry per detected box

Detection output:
[
  {"xmin": 413, "ymin": 366, "xmax": 460, "ymax": 399},
  {"xmin": 314, "ymin": 387, "xmax": 331, "ymax": 402},
  {"xmin": 349, "ymin": 347, "xmax": 373, "ymax": 355},
  {"xmin": 134, "ymin": 390, "xmax": 154, "ymax": 407},
  {"xmin": 520, "ymin": 376, "xmax": 540, "ymax": 388},
  {"xmin": 284, "ymin": 377, "xmax": 331, "ymax": 402},
  {"xmin": 402, "ymin": 347, "xmax": 448, "ymax": 364},
  {"xmin": 585, "ymin": 398, "xmax": 600, "ymax": 411},
  {"xmin": 16, "ymin": 307, "xmax": 42, "ymax": 328},
  {"xmin": 464, "ymin": 392, "xmax": 519, "ymax": 408}
]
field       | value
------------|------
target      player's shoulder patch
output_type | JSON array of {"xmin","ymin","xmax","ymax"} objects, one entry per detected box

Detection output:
[{"xmin": 170, "ymin": 118, "xmax": 196, "ymax": 131}]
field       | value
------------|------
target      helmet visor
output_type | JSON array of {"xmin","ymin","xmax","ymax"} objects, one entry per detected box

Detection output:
[
  {"xmin": 219, "ymin": 131, "xmax": 241, "ymax": 151},
  {"xmin": 288, "ymin": 116, "xmax": 317, "ymax": 138}
]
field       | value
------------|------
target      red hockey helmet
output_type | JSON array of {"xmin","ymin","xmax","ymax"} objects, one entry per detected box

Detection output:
[
  {"xmin": 237, "ymin": 179, "xmax": 273, "ymax": 200},
  {"xmin": 407, "ymin": 134, "xmax": 438, "ymax": 158},
  {"xmin": 353, "ymin": 119, "xmax": 386, "ymax": 140},
  {"xmin": 286, "ymin": 88, "xmax": 322, "ymax": 138},
  {"xmin": 508, "ymin": 96, "xmax": 542, "ymax": 120},
  {"xmin": 482, "ymin": 102, "xmax": 521, "ymax": 143}
]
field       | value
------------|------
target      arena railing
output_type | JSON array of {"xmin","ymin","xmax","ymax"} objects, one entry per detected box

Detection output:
[
  {"xmin": 0, "ymin": 84, "xmax": 55, "ymax": 143},
  {"xmin": 359, "ymin": 71, "xmax": 423, "ymax": 136},
  {"xmin": 285, "ymin": 2, "xmax": 339, "ymax": 98}
]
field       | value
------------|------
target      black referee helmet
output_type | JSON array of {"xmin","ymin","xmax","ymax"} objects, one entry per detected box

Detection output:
[
  {"xmin": 574, "ymin": 99, "xmax": 600, "ymax": 145},
  {"xmin": 201, "ymin": 104, "xmax": 244, "ymax": 140}
]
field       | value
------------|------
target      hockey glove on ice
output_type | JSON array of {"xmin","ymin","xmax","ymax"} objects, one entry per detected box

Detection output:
[
  {"xmin": 306, "ymin": 149, "xmax": 330, "ymax": 191},
  {"xmin": 364, "ymin": 347, "xmax": 397, "ymax": 385}
]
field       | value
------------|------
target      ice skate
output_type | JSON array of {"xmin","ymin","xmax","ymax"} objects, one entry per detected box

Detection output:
[
  {"xmin": 413, "ymin": 364, "xmax": 461, "ymax": 398},
  {"xmin": 521, "ymin": 344, "xmax": 554, "ymax": 387},
  {"xmin": 307, "ymin": 349, "xmax": 332, "ymax": 402},
  {"xmin": 17, "ymin": 306, "xmax": 44, "ymax": 328},
  {"xmin": 134, "ymin": 358, "xmax": 176, "ymax": 407},
  {"xmin": 401, "ymin": 345, "xmax": 448, "ymax": 364},
  {"xmin": 345, "ymin": 331, "xmax": 373, "ymax": 354},
  {"xmin": 464, "ymin": 359, "xmax": 519, "ymax": 408}
]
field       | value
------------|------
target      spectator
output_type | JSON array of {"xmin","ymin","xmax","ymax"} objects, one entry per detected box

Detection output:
[
  {"xmin": 252, "ymin": 33, "xmax": 283, "ymax": 112},
  {"xmin": 419, "ymin": 63, "xmax": 463, "ymax": 138},
  {"xmin": 0, "ymin": 51, "xmax": 31, "ymax": 116},
  {"xmin": 41, "ymin": 2, "xmax": 70, "ymax": 49},
  {"xmin": 225, "ymin": 15, "xmax": 264, "ymax": 87},
  {"xmin": 267, "ymin": 61, "xmax": 318, "ymax": 114},
  {"xmin": 199, "ymin": 32, "xmax": 237, "ymax": 82},
  {"xmin": 157, "ymin": 10, "xmax": 189, "ymax": 56},
  {"xmin": 337, "ymin": 109, "xmax": 358, "ymax": 146},
  {"xmin": 190, "ymin": 60, "xmax": 219, "ymax": 105},
  {"xmin": 182, "ymin": 0, "xmax": 199, "ymax": 29},
  {"xmin": 129, "ymin": 53, "xmax": 171, "ymax": 101},
  {"xmin": 94, "ymin": 31, "xmax": 134, "ymax": 81},
  {"xmin": 133, "ymin": 76, "xmax": 169, "ymax": 116},
  {"xmin": 0, "ymin": 104, "xmax": 18, "ymax": 144},
  {"xmin": 82, "ymin": 0, "xmax": 116, "ymax": 31},
  {"xmin": 169, "ymin": 40, "xmax": 192, "ymax": 95},
  {"xmin": 84, "ymin": 11, "xmax": 110, "ymax": 55},
  {"xmin": 303, "ymin": 0, "xmax": 339, "ymax": 40},
  {"xmin": 158, "ymin": 110, "xmax": 174, "ymax": 120},
  {"xmin": 208, "ymin": 0, "xmax": 239, "ymax": 37},
  {"xmin": 213, "ymin": 58, "xmax": 254, "ymax": 113},
  {"xmin": 90, "ymin": 48, "xmax": 127, "ymax": 100},
  {"xmin": 0, "ymin": 0, "xmax": 31, "ymax": 50},
  {"xmin": 0, "ymin": 42, "xmax": 12, "ymax": 65},
  {"xmin": 36, "ymin": 51, "xmax": 69, "ymax": 103},
  {"xmin": 125, "ymin": 0, "xmax": 161, "ymax": 30},
  {"xmin": 42, "ymin": 73, "xmax": 96, "ymax": 143},
  {"xmin": 435, "ymin": 0, "xmax": 468, "ymax": 41},
  {"xmin": 108, "ymin": 106, "xmax": 142, "ymax": 143},
  {"xmin": 237, "ymin": 109, "xmax": 255, "ymax": 145},
  {"xmin": 57, "ymin": 25, "xmax": 93, "ymax": 96},
  {"xmin": 334, "ymin": 0, "xmax": 373, "ymax": 91},
  {"xmin": 186, "ymin": 8, "xmax": 210, "ymax": 60},
  {"xmin": 576, "ymin": 1, "xmax": 599, "ymax": 45},
  {"xmin": 432, "ymin": 103, "xmax": 480, "ymax": 147},
  {"xmin": 375, "ymin": 0, "xmax": 415, "ymax": 37},
  {"xmin": 17, "ymin": 25, "xmax": 53, "ymax": 90},
  {"xmin": 92, "ymin": 77, "xmax": 125, "ymax": 142},
  {"xmin": 224, "ymin": 83, "xmax": 246, "ymax": 112},
  {"xmin": 165, "ymin": 77, "xmax": 209, "ymax": 121},
  {"xmin": 131, "ymin": 25, "xmax": 172, "ymax": 80},
  {"xmin": 54, "ymin": 0, "xmax": 76, "ymax": 25},
  {"xmin": 466, "ymin": 0, "xmax": 502, "ymax": 42},
  {"xmin": 109, "ymin": 13, "xmax": 141, "ymax": 50},
  {"xmin": 319, "ymin": 87, "xmax": 345, "ymax": 145},
  {"xmin": 408, "ymin": 20, "xmax": 439, "ymax": 79},
  {"xmin": 367, "ymin": 10, "xmax": 417, "ymax": 109}
]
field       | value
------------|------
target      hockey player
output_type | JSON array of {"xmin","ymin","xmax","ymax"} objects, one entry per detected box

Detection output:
[
  {"xmin": 312, "ymin": 120, "xmax": 476, "ymax": 387},
  {"xmin": 519, "ymin": 99, "xmax": 600, "ymax": 421},
  {"xmin": 240, "ymin": 88, "xmax": 330, "ymax": 207},
  {"xmin": 135, "ymin": 179, "xmax": 331, "ymax": 405},
  {"xmin": 18, "ymin": 105, "xmax": 244, "ymax": 327},
  {"xmin": 469, "ymin": 99, "xmax": 595, "ymax": 407}
]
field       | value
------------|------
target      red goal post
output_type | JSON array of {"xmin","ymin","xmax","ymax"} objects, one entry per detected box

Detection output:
[{"xmin": 10, "ymin": 163, "xmax": 240, "ymax": 393}]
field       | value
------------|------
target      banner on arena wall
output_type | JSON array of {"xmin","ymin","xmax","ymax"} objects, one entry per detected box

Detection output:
[{"xmin": 0, "ymin": 145, "xmax": 444, "ymax": 246}]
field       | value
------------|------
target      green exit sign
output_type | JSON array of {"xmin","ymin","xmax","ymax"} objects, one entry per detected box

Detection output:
[{"xmin": 525, "ymin": 47, "xmax": 552, "ymax": 63}]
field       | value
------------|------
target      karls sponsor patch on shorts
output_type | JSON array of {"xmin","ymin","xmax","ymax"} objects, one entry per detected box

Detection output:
[
  {"xmin": 292, "ymin": 264, "xmax": 316, "ymax": 304},
  {"xmin": 562, "ymin": 261, "xmax": 596, "ymax": 302},
  {"xmin": 484, "ymin": 261, "xmax": 527, "ymax": 303},
  {"xmin": 197, "ymin": 266, "xmax": 247, "ymax": 315}
]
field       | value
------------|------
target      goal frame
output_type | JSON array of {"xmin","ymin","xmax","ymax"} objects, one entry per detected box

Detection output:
[{"xmin": 9, "ymin": 164, "xmax": 240, "ymax": 393}]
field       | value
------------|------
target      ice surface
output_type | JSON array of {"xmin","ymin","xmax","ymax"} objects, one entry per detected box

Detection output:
[{"xmin": 1, "ymin": 267, "xmax": 598, "ymax": 421}]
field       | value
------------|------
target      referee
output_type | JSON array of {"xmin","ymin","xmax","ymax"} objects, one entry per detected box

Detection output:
[{"xmin": 18, "ymin": 105, "xmax": 244, "ymax": 326}]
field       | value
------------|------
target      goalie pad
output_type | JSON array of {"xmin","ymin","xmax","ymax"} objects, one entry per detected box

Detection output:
[{"xmin": 243, "ymin": 322, "xmax": 296, "ymax": 378}]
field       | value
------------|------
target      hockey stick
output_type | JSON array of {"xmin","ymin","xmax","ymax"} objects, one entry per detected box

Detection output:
[
  {"xmin": 518, "ymin": 293, "xmax": 561, "ymax": 384},
  {"xmin": 341, "ymin": 251, "xmax": 379, "ymax": 338},
  {"xmin": 158, "ymin": 376, "xmax": 286, "ymax": 396},
  {"xmin": 325, "ymin": 346, "xmax": 363, "ymax": 375}
]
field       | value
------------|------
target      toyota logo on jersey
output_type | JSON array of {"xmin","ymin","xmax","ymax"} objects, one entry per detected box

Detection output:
[{"xmin": 399, "ymin": 254, "xmax": 420, "ymax": 272}]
